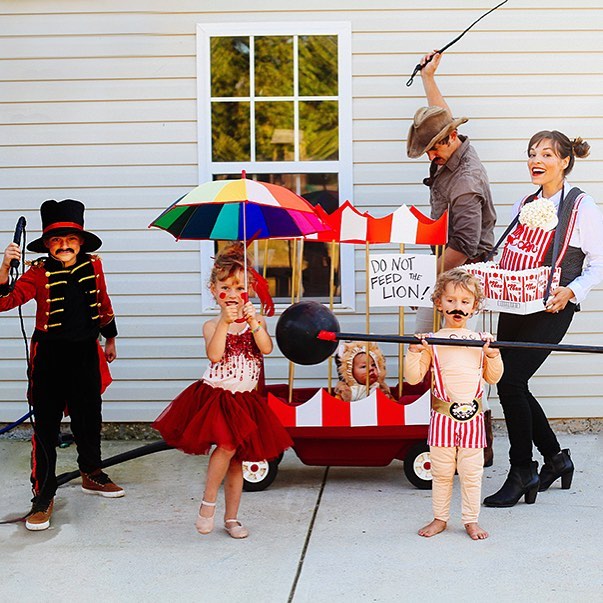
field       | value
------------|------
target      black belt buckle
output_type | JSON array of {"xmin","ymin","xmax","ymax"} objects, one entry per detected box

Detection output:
[{"xmin": 449, "ymin": 400, "xmax": 479, "ymax": 422}]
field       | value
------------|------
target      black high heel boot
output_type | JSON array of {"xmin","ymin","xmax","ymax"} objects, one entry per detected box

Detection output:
[
  {"xmin": 539, "ymin": 449, "xmax": 574, "ymax": 492},
  {"xmin": 483, "ymin": 461, "xmax": 539, "ymax": 507},
  {"xmin": 483, "ymin": 409, "xmax": 494, "ymax": 468}
]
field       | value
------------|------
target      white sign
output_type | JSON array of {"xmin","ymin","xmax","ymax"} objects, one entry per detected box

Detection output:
[{"xmin": 368, "ymin": 253, "xmax": 436, "ymax": 308}]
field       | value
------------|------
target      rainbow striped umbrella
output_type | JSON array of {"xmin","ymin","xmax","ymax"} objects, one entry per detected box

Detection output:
[
  {"xmin": 150, "ymin": 172, "xmax": 328, "ymax": 242},
  {"xmin": 150, "ymin": 172, "xmax": 330, "ymax": 295}
]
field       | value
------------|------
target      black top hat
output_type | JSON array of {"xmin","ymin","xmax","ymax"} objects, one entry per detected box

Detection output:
[{"xmin": 27, "ymin": 199, "xmax": 103, "ymax": 253}]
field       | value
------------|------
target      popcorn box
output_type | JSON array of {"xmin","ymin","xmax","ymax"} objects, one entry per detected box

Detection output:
[
  {"xmin": 505, "ymin": 274, "xmax": 524, "ymax": 303},
  {"xmin": 462, "ymin": 262, "xmax": 561, "ymax": 315},
  {"xmin": 486, "ymin": 269, "xmax": 505, "ymax": 300},
  {"xmin": 523, "ymin": 271, "xmax": 540, "ymax": 302}
]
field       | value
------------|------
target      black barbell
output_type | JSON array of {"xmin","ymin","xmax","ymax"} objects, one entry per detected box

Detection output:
[{"xmin": 275, "ymin": 301, "xmax": 603, "ymax": 366}]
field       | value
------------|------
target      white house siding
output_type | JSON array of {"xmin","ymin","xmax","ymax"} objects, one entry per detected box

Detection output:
[{"xmin": 0, "ymin": 0, "xmax": 601, "ymax": 422}]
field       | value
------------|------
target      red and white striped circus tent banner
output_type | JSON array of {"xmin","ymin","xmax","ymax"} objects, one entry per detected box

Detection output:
[
  {"xmin": 306, "ymin": 201, "xmax": 448, "ymax": 245},
  {"xmin": 268, "ymin": 388, "xmax": 430, "ymax": 428}
]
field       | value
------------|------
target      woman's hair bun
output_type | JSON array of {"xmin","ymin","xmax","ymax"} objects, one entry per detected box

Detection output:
[{"xmin": 572, "ymin": 137, "xmax": 591, "ymax": 159}]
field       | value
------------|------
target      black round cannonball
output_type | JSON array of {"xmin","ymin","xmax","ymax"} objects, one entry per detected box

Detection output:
[{"xmin": 276, "ymin": 301, "xmax": 339, "ymax": 365}]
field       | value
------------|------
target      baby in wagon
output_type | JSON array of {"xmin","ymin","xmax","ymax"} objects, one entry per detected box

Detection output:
[{"xmin": 334, "ymin": 341, "xmax": 393, "ymax": 402}]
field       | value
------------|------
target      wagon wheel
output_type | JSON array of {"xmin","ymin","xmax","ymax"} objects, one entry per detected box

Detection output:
[
  {"xmin": 242, "ymin": 459, "xmax": 279, "ymax": 492},
  {"xmin": 403, "ymin": 441, "xmax": 432, "ymax": 490}
]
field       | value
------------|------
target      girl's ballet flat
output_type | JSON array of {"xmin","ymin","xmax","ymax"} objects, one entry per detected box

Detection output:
[
  {"xmin": 195, "ymin": 500, "xmax": 216, "ymax": 534},
  {"xmin": 224, "ymin": 519, "xmax": 249, "ymax": 539}
]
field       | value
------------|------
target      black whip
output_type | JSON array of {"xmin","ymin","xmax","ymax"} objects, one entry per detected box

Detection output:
[
  {"xmin": 56, "ymin": 441, "xmax": 173, "ymax": 486},
  {"xmin": 406, "ymin": 0, "xmax": 509, "ymax": 87},
  {"xmin": 0, "ymin": 217, "xmax": 51, "ymax": 524}
]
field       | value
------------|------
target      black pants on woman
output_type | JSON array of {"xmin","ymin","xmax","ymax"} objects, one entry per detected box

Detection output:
[
  {"xmin": 496, "ymin": 303, "xmax": 575, "ymax": 468},
  {"xmin": 29, "ymin": 339, "xmax": 103, "ymax": 502}
]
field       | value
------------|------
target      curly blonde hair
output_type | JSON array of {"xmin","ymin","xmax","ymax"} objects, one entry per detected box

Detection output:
[
  {"xmin": 209, "ymin": 243, "xmax": 255, "ymax": 287},
  {"xmin": 431, "ymin": 268, "xmax": 484, "ymax": 308}
]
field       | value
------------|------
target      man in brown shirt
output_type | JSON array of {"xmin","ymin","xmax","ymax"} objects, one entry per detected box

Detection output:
[{"xmin": 408, "ymin": 51, "xmax": 496, "ymax": 322}]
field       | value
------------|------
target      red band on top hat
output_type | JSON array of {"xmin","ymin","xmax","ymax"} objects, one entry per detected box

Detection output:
[{"xmin": 43, "ymin": 221, "xmax": 84, "ymax": 235}]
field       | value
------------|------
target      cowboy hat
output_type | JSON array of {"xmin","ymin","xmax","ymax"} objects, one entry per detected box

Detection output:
[
  {"xmin": 407, "ymin": 106, "xmax": 468, "ymax": 159},
  {"xmin": 27, "ymin": 199, "xmax": 102, "ymax": 253}
]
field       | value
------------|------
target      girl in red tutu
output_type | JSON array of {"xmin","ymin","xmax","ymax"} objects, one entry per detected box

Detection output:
[{"xmin": 153, "ymin": 244, "xmax": 292, "ymax": 539}]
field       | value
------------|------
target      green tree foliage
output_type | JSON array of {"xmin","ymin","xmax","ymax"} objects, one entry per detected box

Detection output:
[
  {"xmin": 255, "ymin": 36, "xmax": 294, "ymax": 97},
  {"xmin": 211, "ymin": 37, "xmax": 250, "ymax": 97}
]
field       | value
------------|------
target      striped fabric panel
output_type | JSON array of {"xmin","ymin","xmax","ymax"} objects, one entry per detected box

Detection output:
[{"xmin": 428, "ymin": 410, "xmax": 486, "ymax": 448}]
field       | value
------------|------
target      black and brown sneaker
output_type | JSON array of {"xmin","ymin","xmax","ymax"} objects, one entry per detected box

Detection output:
[
  {"xmin": 25, "ymin": 498, "xmax": 54, "ymax": 531},
  {"xmin": 81, "ymin": 470, "xmax": 125, "ymax": 498}
]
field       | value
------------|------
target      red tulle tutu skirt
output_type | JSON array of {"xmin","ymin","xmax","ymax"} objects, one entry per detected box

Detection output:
[{"xmin": 153, "ymin": 381, "xmax": 293, "ymax": 461}]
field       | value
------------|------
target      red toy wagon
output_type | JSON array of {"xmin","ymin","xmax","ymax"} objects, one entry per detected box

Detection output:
[{"xmin": 241, "ymin": 378, "xmax": 433, "ymax": 492}]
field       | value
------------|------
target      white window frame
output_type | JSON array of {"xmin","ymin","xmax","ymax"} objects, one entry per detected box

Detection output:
[{"xmin": 196, "ymin": 21, "xmax": 354, "ymax": 312}]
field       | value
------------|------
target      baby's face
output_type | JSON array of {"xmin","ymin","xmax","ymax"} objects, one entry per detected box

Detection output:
[{"xmin": 352, "ymin": 353, "xmax": 378, "ymax": 385}]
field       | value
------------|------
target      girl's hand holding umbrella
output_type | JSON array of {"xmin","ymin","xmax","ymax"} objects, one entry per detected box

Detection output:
[
  {"xmin": 244, "ymin": 301, "xmax": 273, "ymax": 354},
  {"xmin": 221, "ymin": 303, "xmax": 240, "ymax": 325},
  {"xmin": 242, "ymin": 300, "xmax": 258, "ymax": 325}
]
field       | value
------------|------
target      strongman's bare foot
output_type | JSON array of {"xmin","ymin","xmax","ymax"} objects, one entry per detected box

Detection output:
[
  {"xmin": 465, "ymin": 522, "xmax": 489, "ymax": 540},
  {"xmin": 418, "ymin": 519, "xmax": 447, "ymax": 537}
]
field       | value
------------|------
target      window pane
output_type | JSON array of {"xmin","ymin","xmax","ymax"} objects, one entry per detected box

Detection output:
[
  {"xmin": 300, "ymin": 174, "xmax": 340, "ymax": 300},
  {"xmin": 211, "ymin": 37, "xmax": 250, "ymax": 97},
  {"xmin": 255, "ymin": 36, "xmax": 294, "ymax": 97},
  {"xmin": 301, "ymin": 173, "xmax": 339, "ymax": 213},
  {"xmin": 299, "ymin": 101, "xmax": 339, "ymax": 161},
  {"xmin": 211, "ymin": 102, "xmax": 250, "ymax": 162},
  {"xmin": 255, "ymin": 101, "xmax": 294, "ymax": 162},
  {"xmin": 298, "ymin": 35, "xmax": 338, "ymax": 96},
  {"xmin": 213, "ymin": 173, "xmax": 341, "ymax": 303}
]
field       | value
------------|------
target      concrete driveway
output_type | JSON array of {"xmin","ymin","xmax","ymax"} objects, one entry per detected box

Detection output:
[{"xmin": 1, "ymin": 433, "xmax": 601, "ymax": 602}]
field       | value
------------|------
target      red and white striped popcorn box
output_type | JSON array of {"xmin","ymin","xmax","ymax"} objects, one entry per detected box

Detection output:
[
  {"xmin": 523, "ymin": 269, "xmax": 540, "ymax": 302},
  {"xmin": 463, "ymin": 262, "xmax": 494, "ymax": 298},
  {"xmin": 486, "ymin": 269, "xmax": 505, "ymax": 300},
  {"xmin": 505, "ymin": 273, "xmax": 524, "ymax": 302},
  {"xmin": 536, "ymin": 266, "xmax": 550, "ymax": 297},
  {"xmin": 552, "ymin": 266, "xmax": 561, "ymax": 289},
  {"xmin": 467, "ymin": 262, "xmax": 487, "ymax": 294}
]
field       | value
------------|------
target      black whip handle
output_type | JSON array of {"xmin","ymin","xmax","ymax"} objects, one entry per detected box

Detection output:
[{"xmin": 10, "ymin": 216, "xmax": 26, "ymax": 269}]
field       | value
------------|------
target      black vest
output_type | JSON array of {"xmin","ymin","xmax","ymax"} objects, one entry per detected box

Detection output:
[{"xmin": 541, "ymin": 187, "xmax": 585, "ymax": 287}]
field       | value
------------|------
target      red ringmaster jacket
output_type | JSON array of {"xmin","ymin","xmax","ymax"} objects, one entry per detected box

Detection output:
[{"xmin": 0, "ymin": 253, "xmax": 117, "ymax": 339}]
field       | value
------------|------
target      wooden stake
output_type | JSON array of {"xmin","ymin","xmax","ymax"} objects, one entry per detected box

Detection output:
[
  {"xmin": 327, "ymin": 240, "xmax": 337, "ymax": 394},
  {"xmin": 288, "ymin": 239, "xmax": 299, "ymax": 404},
  {"xmin": 398, "ymin": 242, "xmax": 405, "ymax": 396},
  {"xmin": 365, "ymin": 242, "xmax": 370, "ymax": 393}
]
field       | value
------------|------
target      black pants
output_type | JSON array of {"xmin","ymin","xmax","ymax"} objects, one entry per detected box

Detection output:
[
  {"xmin": 30, "ymin": 339, "xmax": 103, "ymax": 502},
  {"xmin": 496, "ymin": 304, "xmax": 575, "ymax": 467}
]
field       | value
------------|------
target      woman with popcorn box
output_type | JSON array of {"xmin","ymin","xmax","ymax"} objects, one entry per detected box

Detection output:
[{"xmin": 478, "ymin": 131, "xmax": 603, "ymax": 508}]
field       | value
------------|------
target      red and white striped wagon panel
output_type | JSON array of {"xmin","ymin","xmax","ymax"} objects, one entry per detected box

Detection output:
[{"xmin": 268, "ymin": 388, "xmax": 430, "ymax": 428}]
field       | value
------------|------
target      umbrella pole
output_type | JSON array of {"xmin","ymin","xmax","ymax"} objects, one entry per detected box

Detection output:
[
  {"xmin": 261, "ymin": 239, "xmax": 270, "ymax": 316},
  {"xmin": 262, "ymin": 240, "xmax": 269, "ymax": 280},
  {"xmin": 243, "ymin": 201, "xmax": 248, "ymax": 291}
]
